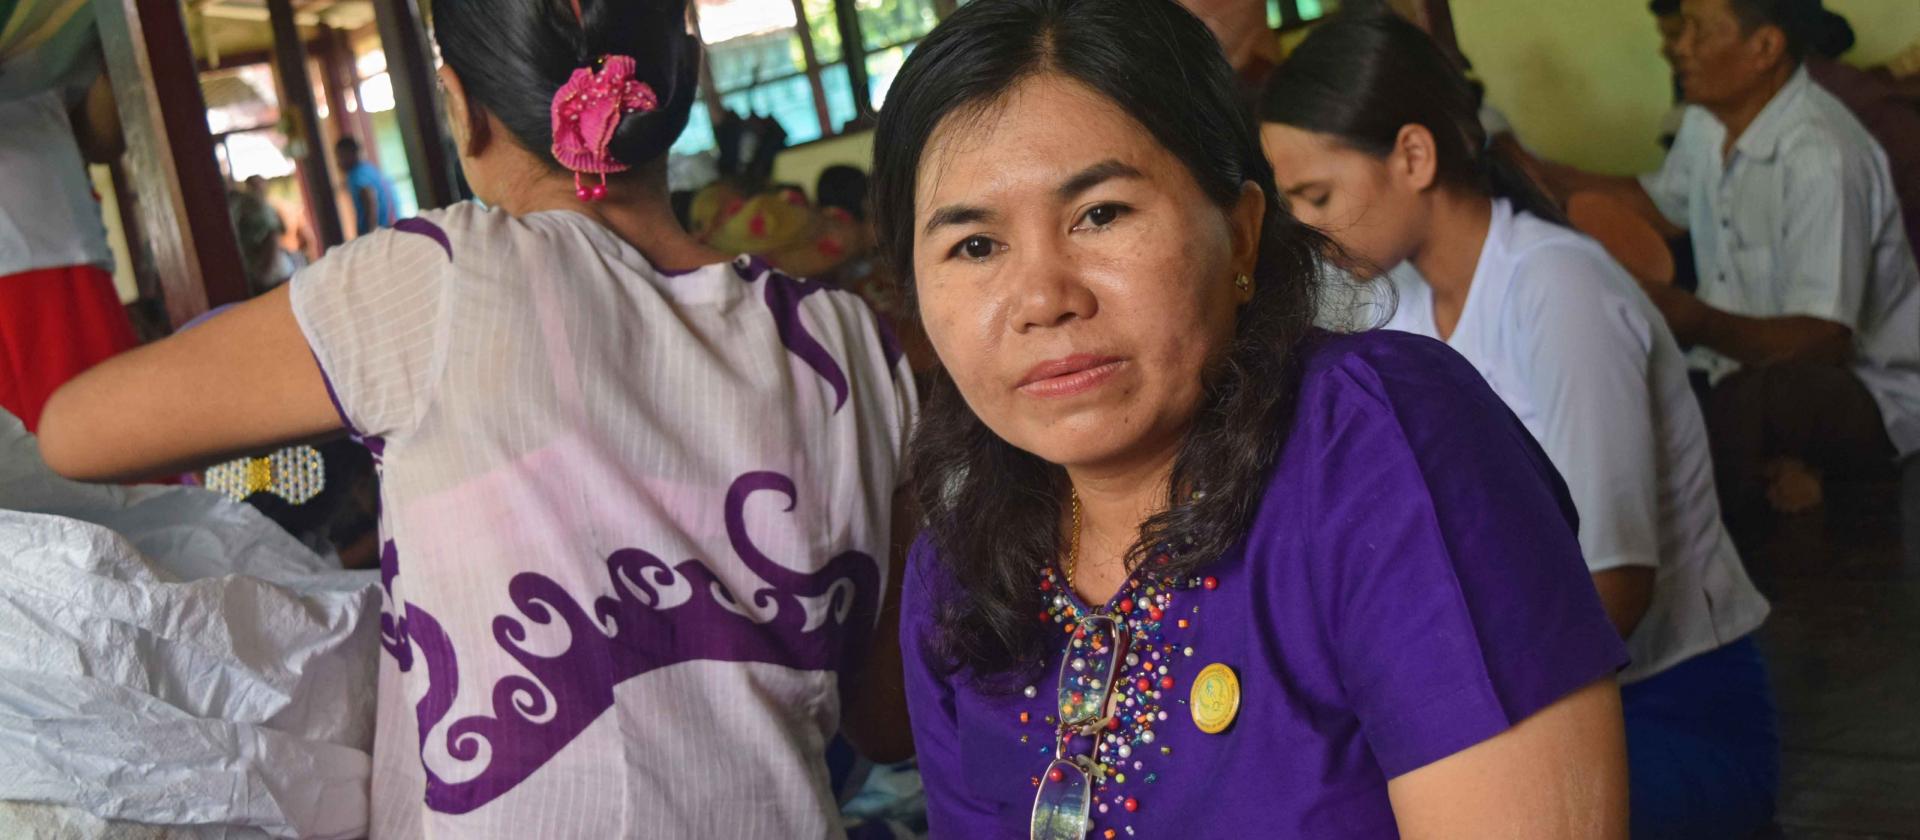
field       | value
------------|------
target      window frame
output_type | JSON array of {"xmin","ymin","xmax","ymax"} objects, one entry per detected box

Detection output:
[
  {"xmin": 688, "ymin": 0, "xmax": 946, "ymax": 152},
  {"xmin": 686, "ymin": 0, "xmax": 1342, "ymax": 153}
]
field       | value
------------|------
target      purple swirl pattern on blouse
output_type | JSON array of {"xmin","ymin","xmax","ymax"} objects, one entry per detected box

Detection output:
[
  {"xmin": 381, "ymin": 471, "xmax": 879, "ymax": 814},
  {"xmin": 393, "ymin": 217, "xmax": 454, "ymax": 260},
  {"xmin": 873, "ymin": 310, "xmax": 905, "ymax": 372},
  {"xmin": 735, "ymin": 256, "xmax": 852, "ymax": 413},
  {"xmin": 378, "ymin": 540, "xmax": 411, "ymax": 668}
]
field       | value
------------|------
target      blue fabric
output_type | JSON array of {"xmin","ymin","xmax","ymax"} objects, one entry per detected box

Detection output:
[
  {"xmin": 1623, "ymin": 635, "xmax": 1779, "ymax": 839},
  {"xmin": 345, "ymin": 161, "xmax": 398, "ymax": 234}
]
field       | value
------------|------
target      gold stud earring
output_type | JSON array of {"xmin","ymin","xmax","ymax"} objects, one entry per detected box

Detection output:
[{"xmin": 1234, "ymin": 273, "xmax": 1254, "ymax": 295}]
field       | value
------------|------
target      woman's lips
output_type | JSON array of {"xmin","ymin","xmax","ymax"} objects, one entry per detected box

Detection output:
[{"xmin": 1017, "ymin": 355, "xmax": 1127, "ymax": 399}]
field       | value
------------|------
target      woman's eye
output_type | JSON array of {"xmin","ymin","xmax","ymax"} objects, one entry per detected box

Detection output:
[
  {"xmin": 954, "ymin": 236, "xmax": 997, "ymax": 260},
  {"xmin": 1079, "ymin": 203, "xmax": 1128, "ymax": 229}
]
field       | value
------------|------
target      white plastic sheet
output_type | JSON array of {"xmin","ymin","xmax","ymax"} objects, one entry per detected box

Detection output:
[{"xmin": 0, "ymin": 415, "xmax": 380, "ymax": 838}]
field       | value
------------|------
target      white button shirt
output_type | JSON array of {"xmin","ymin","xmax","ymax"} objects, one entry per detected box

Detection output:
[
  {"xmin": 1641, "ymin": 67, "xmax": 1920, "ymax": 457},
  {"xmin": 1379, "ymin": 200, "xmax": 1770, "ymax": 683},
  {"xmin": 0, "ymin": 91, "xmax": 113, "ymax": 277}
]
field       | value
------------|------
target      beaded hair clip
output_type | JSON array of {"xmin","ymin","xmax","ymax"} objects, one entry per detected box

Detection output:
[{"xmin": 550, "ymin": 54, "xmax": 659, "ymax": 201}]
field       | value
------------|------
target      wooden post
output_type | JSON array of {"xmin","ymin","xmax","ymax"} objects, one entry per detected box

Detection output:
[
  {"xmin": 370, "ymin": 0, "xmax": 461, "ymax": 210},
  {"xmin": 315, "ymin": 26, "xmax": 372, "ymax": 162},
  {"xmin": 832, "ymin": 0, "xmax": 874, "ymax": 118},
  {"xmin": 789, "ymin": 0, "xmax": 835, "ymax": 136},
  {"xmin": 267, "ymin": 0, "xmax": 345, "ymax": 248},
  {"xmin": 95, "ymin": 0, "xmax": 248, "ymax": 328}
]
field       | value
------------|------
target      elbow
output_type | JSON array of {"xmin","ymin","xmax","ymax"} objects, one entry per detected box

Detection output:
[
  {"xmin": 35, "ymin": 384, "xmax": 127, "ymax": 483},
  {"xmin": 1592, "ymin": 567, "xmax": 1655, "ymax": 640},
  {"xmin": 34, "ymin": 386, "xmax": 96, "ymax": 480}
]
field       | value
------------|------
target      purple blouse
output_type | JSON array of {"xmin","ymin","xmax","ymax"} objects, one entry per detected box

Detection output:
[{"xmin": 900, "ymin": 330, "xmax": 1629, "ymax": 839}]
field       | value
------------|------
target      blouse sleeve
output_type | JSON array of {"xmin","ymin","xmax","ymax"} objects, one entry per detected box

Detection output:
[
  {"xmin": 1304, "ymin": 334, "xmax": 1628, "ymax": 779},
  {"xmin": 287, "ymin": 216, "xmax": 455, "ymax": 440},
  {"xmin": 1507, "ymin": 248, "xmax": 1663, "ymax": 573},
  {"xmin": 898, "ymin": 535, "xmax": 1005, "ymax": 836}
]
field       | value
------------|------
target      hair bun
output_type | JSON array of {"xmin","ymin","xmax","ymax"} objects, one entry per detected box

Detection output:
[
  {"xmin": 604, "ymin": 26, "xmax": 702, "ymax": 167},
  {"xmin": 434, "ymin": 0, "xmax": 701, "ymax": 174}
]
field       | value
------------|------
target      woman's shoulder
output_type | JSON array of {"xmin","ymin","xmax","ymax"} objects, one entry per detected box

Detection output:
[
  {"xmin": 1295, "ymin": 329, "xmax": 1492, "ymax": 415},
  {"xmin": 1283, "ymin": 329, "xmax": 1561, "ymax": 503}
]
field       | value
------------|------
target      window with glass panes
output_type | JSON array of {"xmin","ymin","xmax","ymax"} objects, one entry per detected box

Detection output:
[
  {"xmin": 671, "ymin": 0, "xmax": 1331, "ymax": 156},
  {"xmin": 1267, "ymin": 0, "xmax": 1333, "ymax": 28},
  {"xmin": 675, "ymin": 0, "xmax": 940, "ymax": 154}
]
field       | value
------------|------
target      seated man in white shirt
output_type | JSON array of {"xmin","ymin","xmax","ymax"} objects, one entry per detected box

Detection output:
[{"xmin": 1533, "ymin": 0, "xmax": 1920, "ymax": 524}]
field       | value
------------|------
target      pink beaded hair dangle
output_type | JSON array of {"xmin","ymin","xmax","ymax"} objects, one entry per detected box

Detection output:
[{"xmin": 550, "ymin": 0, "xmax": 658, "ymax": 201}]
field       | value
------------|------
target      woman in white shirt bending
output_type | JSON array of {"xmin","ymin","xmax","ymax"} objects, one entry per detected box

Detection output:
[{"xmin": 1259, "ymin": 14, "xmax": 1776, "ymax": 840}]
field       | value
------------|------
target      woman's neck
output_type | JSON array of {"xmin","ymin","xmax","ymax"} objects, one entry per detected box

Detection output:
[
  {"xmin": 496, "ymin": 164, "xmax": 729, "ymax": 272},
  {"xmin": 1409, "ymin": 190, "xmax": 1494, "ymax": 340},
  {"xmin": 1063, "ymin": 436, "xmax": 1182, "ymax": 604}
]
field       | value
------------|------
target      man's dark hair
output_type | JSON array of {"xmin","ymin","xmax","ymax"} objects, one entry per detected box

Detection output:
[
  {"xmin": 1649, "ymin": 0, "xmax": 1680, "ymax": 17},
  {"xmin": 334, "ymin": 136, "xmax": 362, "ymax": 161},
  {"xmin": 1728, "ymin": 0, "xmax": 1833, "ymax": 62},
  {"xmin": 815, "ymin": 165, "xmax": 868, "ymax": 221}
]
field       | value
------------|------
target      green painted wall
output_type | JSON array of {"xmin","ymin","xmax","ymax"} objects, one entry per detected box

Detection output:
[{"xmin": 1454, "ymin": 0, "xmax": 1920, "ymax": 175}]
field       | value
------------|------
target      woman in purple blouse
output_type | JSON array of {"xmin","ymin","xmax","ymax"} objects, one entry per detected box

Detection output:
[{"xmin": 868, "ymin": 0, "xmax": 1633, "ymax": 837}]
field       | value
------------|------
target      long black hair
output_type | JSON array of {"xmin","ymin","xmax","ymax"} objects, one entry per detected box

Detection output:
[
  {"xmin": 434, "ymin": 0, "xmax": 700, "ymax": 170},
  {"xmin": 870, "ymin": 0, "xmax": 1327, "ymax": 682},
  {"xmin": 1258, "ymin": 13, "xmax": 1565, "ymax": 225}
]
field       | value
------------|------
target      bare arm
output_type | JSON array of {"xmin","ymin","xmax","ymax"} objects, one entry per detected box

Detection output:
[
  {"xmin": 1592, "ymin": 568, "xmax": 1654, "ymax": 639},
  {"xmin": 1525, "ymin": 153, "xmax": 1683, "ymax": 240},
  {"xmin": 357, "ymin": 186, "xmax": 380, "ymax": 235},
  {"xmin": 38, "ymin": 284, "xmax": 343, "ymax": 481},
  {"xmin": 68, "ymin": 60, "xmax": 124, "ymax": 165},
  {"xmin": 1639, "ymin": 283, "xmax": 1854, "ymax": 366},
  {"xmin": 1388, "ymin": 679, "xmax": 1629, "ymax": 839},
  {"xmin": 839, "ymin": 487, "xmax": 917, "ymax": 763}
]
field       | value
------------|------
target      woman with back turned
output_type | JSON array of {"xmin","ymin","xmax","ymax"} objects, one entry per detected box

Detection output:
[{"xmin": 39, "ymin": 0, "xmax": 917, "ymax": 835}]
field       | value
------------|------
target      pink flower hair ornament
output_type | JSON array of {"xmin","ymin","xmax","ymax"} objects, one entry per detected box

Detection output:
[{"xmin": 550, "ymin": 54, "xmax": 660, "ymax": 201}]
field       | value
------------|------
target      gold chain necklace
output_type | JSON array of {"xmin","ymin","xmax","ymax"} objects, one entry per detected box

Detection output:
[{"xmin": 1064, "ymin": 490, "xmax": 1083, "ymax": 592}]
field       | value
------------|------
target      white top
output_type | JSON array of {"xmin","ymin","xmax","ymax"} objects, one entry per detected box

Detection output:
[
  {"xmin": 0, "ymin": 90, "xmax": 112, "ymax": 275},
  {"xmin": 1380, "ymin": 199, "xmax": 1770, "ymax": 683},
  {"xmin": 1641, "ymin": 67, "xmax": 1920, "ymax": 457},
  {"xmin": 289, "ymin": 203, "xmax": 917, "ymax": 838}
]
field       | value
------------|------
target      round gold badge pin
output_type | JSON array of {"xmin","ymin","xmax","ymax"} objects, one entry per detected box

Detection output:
[{"xmin": 1190, "ymin": 663, "xmax": 1240, "ymax": 734}]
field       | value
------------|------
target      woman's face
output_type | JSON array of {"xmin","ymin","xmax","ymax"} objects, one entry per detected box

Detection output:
[
  {"xmin": 1260, "ymin": 123, "xmax": 1426, "ymax": 278},
  {"xmin": 911, "ymin": 75, "xmax": 1262, "ymax": 474}
]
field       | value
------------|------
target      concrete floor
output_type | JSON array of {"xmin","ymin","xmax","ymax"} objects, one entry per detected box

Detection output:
[{"xmin": 1749, "ymin": 477, "xmax": 1920, "ymax": 838}]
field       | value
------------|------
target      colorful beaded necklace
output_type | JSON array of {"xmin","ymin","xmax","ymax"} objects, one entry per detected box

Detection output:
[{"xmin": 1023, "ymin": 492, "xmax": 1220, "ymax": 839}]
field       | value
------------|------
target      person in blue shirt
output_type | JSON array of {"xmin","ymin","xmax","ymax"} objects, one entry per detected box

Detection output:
[{"xmin": 335, "ymin": 136, "xmax": 397, "ymax": 235}]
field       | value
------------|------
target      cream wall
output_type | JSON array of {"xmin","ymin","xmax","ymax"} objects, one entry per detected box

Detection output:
[
  {"xmin": 771, "ymin": 131, "xmax": 878, "ymax": 197},
  {"xmin": 90, "ymin": 164, "xmax": 137, "ymax": 304},
  {"xmin": 1454, "ymin": 0, "xmax": 1920, "ymax": 175}
]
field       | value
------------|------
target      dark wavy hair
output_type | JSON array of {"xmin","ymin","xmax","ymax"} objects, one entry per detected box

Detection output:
[
  {"xmin": 870, "ymin": 0, "xmax": 1328, "ymax": 681},
  {"xmin": 1258, "ymin": 12, "xmax": 1566, "ymax": 226},
  {"xmin": 434, "ymin": 0, "xmax": 700, "ymax": 170}
]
